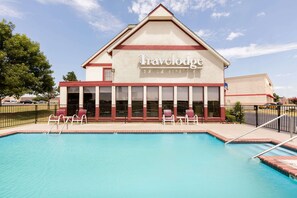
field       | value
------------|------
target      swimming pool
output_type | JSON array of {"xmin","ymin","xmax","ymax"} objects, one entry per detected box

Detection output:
[{"xmin": 0, "ymin": 134, "xmax": 296, "ymax": 197}]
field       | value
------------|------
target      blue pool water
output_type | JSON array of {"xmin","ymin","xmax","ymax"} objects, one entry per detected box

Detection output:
[{"xmin": 0, "ymin": 134, "xmax": 297, "ymax": 198}]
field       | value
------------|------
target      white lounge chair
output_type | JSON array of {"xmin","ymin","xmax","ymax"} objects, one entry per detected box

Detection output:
[
  {"xmin": 162, "ymin": 109, "xmax": 175, "ymax": 125},
  {"xmin": 48, "ymin": 109, "xmax": 65, "ymax": 125},
  {"xmin": 71, "ymin": 109, "xmax": 87, "ymax": 125},
  {"xmin": 185, "ymin": 109, "xmax": 198, "ymax": 125}
]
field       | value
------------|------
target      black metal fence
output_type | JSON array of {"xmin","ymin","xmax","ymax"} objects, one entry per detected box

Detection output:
[
  {"xmin": 0, "ymin": 104, "xmax": 57, "ymax": 128},
  {"xmin": 1, "ymin": 103, "xmax": 296, "ymax": 132},
  {"xmin": 226, "ymin": 105, "xmax": 297, "ymax": 133}
]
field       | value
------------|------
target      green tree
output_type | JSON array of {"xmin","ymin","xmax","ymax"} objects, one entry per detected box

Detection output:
[
  {"xmin": 273, "ymin": 93, "xmax": 280, "ymax": 102},
  {"xmin": 62, "ymin": 71, "xmax": 78, "ymax": 81},
  {"xmin": 0, "ymin": 20, "xmax": 54, "ymax": 105}
]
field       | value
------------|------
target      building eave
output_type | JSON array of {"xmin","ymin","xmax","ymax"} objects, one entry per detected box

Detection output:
[
  {"xmin": 81, "ymin": 25, "xmax": 135, "ymax": 68},
  {"xmin": 106, "ymin": 5, "xmax": 230, "ymax": 68}
]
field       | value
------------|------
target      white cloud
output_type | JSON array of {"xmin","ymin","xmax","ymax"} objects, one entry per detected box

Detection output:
[
  {"xmin": 36, "ymin": 0, "xmax": 124, "ymax": 32},
  {"xmin": 218, "ymin": 42, "xmax": 297, "ymax": 59},
  {"xmin": 0, "ymin": 3, "xmax": 23, "ymax": 18},
  {"xmin": 226, "ymin": 31, "xmax": 244, "ymax": 40},
  {"xmin": 274, "ymin": 86, "xmax": 293, "ymax": 90},
  {"xmin": 195, "ymin": 29, "xmax": 214, "ymax": 40},
  {"xmin": 257, "ymin": 12, "xmax": 266, "ymax": 17},
  {"xmin": 211, "ymin": 12, "xmax": 230, "ymax": 18},
  {"xmin": 275, "ymin": 73, "xmax": 293, "ymax": 77},
  {"xmin": 129, "ymin": 0, "xmax": 228, "ymax": 21}
]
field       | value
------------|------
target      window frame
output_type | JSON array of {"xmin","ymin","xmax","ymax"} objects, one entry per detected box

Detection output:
[{"xmin": 103, "ymin": 68, "xmax": 112, "ymax": 82}]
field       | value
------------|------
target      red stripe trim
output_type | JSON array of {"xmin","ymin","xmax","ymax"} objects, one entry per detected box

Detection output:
[
  {"xmin": 115, "ymin": 45, "xmax": 206, "ymax": 50},
  {"xmin": 60, "ymin": 81, "xmax": 224, "ymax": 87},
  {"xmin": 226, "ymin": 93, "xmax": 274, "ymax": 98},
  {"xmin": 86, "ymin": 63, "xmax": 112, "ymax": 67}
]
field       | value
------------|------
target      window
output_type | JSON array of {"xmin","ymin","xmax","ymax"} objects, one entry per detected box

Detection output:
[
  {"xmin": 99, "ymin": 87, "xmax": 112, "ymax": 117},
  {"xmin": 67, "ymin": 87, "xmax": 79, "ymax": 116},
  {"xmin": 83, "ymin": 87, "xmax": 95, "ymax": 117},
  {"xmin": 116, "ymin": 86, "xmax": 128, "ymax": 117},
  {"xmin": 193, "ymin": 87, "xmax": 204, "ymax": 117},
  {"xmin": 177, "ymin": 87, "xmax": 188, "ymax": 116},
  {"xmin": 162, "ymin": 87, "xmax": 173, "ymax": 112},
  {"xmin": 132, "ymin": 87, "xmax": 143, "ymax": 117},
  {"xmin": 147, "ymin": 87, "xmax": 159, "ymax": 117},
  {"xmin": 208, "ymin": 87, "xmax": 220, "ymax": 117},
  {"xmin": 104, "ymin": 69, "xmax": 112, "ymax": 81}
]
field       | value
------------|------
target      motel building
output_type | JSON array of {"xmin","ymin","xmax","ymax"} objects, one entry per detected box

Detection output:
[
  {"xmin": 225, "ymin": 74, "xmax": 274, "ymax": 105},
  {"xmin": 59, "ymin": 4, "xmax": 230, "ymax": 122}
]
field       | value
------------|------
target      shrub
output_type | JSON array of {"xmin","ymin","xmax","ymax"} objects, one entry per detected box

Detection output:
[
  {"xmin": 226, "ymin": 114, "xmax": 236, "ymax": 122},
  {"xmin": 234, "ymin": 102, "xmax": 244, "ymax": 123},
  {"xmin": 225, "ymin": 102, "xmax": 245, "ymax": 123}
]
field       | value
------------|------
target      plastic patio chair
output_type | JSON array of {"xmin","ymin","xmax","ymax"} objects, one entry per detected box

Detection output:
[
  {"xmin": 185, "ymin": 109, "xmax": 198, "ymax": 125},
  {"xmin": 48, "ymin": 109, "xmax": 66, "ymax": 125},
  {"xmin": 162, "ymin": 109, "xmax": 175, "ymax": 125},
  {"xmin": 71, "ymin": 109, "xmax": 87, "ymax": 125}
]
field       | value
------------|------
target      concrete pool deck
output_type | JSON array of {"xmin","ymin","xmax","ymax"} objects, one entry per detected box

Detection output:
[{"xmin": 1, "ymin": 122, "xmax": 297, "ymax": 179}]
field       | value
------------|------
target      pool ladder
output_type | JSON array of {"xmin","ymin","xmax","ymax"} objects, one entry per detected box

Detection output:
[
  {"xmin": 225, "ymin": 114, "xmax": 287, "ymax": 144},
  {"xmin": 252, "ymin": 135, "xmax": 297, "ymax": 159},
  {"xmin": 46, "ymin": 123, "xmax": 58, "ymax": 134},
  {"xmin": 224, "ymin": 114, "xmax": 297, "ymax": 159},
  {"xmin": 47, "ymin": 119, "xmax": 70, "ymax": 135}
]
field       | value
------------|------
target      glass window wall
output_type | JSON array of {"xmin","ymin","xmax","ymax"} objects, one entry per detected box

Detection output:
[
  {"xmin": 67, "ymin": 87, "xmax": 79, "ymax": 116},
  {"xmin": 177, "ymin": 87, "xmax": 188, "ymax": 116},
  {"xmin": 116, "ymin": 86, "xmax": 128, "ymax": 117},
  {"xmin": 147, "ymin": 87, "xmax": 159, "ymax": 117},
  {"xmin": 208, "ymin": 87, "xmax": 220, "ymax": 117},
  {"xmin": 83, "ymin": 87, "xmax": 95, "ymax": 117},
  {"xmin": 132, "ymin": 87, "xmax": 143, "ymax": 117},
  {"xmin": 162, "ymin": 87, "xmax": 174, "ymax": 112},
  {"xmin": 99, "ymin": 87, "xmax": 112, "ymax": 117},
  {"xmin": 193, "ymin": 87, "xmax": 204, "ymax": 117}
]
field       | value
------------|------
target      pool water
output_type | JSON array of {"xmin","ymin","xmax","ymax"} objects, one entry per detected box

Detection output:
[{"xmin": 0, "ymin": 134, "xmax": 296, "ymax": 198}]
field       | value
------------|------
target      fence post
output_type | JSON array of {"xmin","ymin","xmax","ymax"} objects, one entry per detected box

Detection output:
[
  {"xmin": 35, "ymin": 105, "xmax": 38, "ymax": 124},
  {"xmin": 289, "ymin": 116, "xmax": 294, "ymax": 138},
  {"xmin": 277, "ymin": 105, "xmax": 281, "ymax": 132},
  {"xmin": 54, "ymin": 104, "xmax": 57, "ymax": 115},
  {"xmin": 254, "ymin": 105, "xmax": 258, "ymax": 127}
]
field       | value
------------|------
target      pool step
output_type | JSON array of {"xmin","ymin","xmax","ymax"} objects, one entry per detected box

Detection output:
[
  {"xmin": 232, "ymin": 143, "xmax": 297, "ymax": 157},
  {"xmin": 250, "ymin": 144, "xmax": 297, "ymax": 156}
]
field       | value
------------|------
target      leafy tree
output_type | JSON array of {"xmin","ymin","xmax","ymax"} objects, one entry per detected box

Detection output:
[
  {"xmin": 63, "ymin": 71, "xmax": 78, "ymax": 81},
  {"xmin": 273, "ymin": 93, "xmax": 280, "ymax": 102},
  {"xmin": 288, "ymin": 97, "xmax": 297, "ymax": 105},
  {"xmin": 0, "ymin": 20, "xmax": 54, "ymax": 105}
]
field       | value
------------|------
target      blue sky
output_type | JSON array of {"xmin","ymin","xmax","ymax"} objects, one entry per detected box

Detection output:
[{"xmin": 1, "ymin": 0, "xmax": 297, "ymax": 97}]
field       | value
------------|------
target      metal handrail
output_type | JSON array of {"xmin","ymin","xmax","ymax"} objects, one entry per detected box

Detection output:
[
  {"xmin": 252, "ymin": 135, "xmax": 297, "ymax": 159},
  {"xmin": 47, "ymin": 123, "xmax": 58, "ymax": 134},
  {"xmin": 59, "ymin": 118, "xmax": 70, "ymax": 135},
  {"xmin": 225, "ymin": 114, "xmax": 287, "ymax": 145}
]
